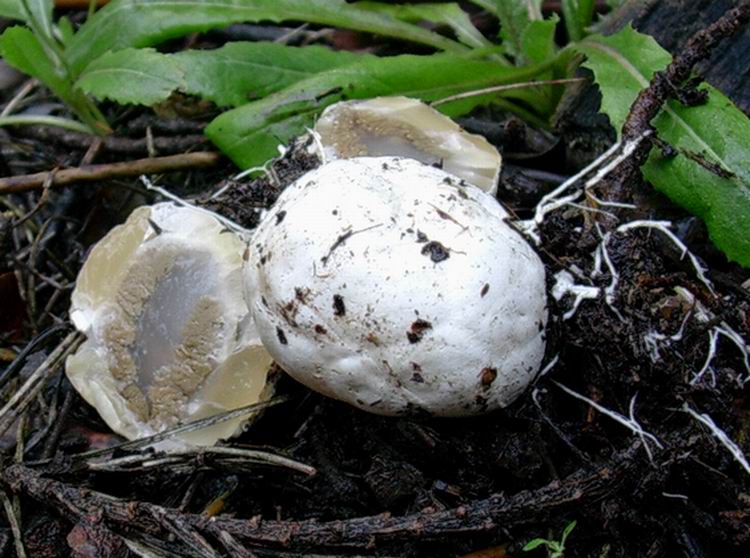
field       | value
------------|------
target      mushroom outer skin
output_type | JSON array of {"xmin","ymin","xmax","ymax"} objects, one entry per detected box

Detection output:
[
  {"xmin": 245, "ymin": 156, "xmax": 547, "ymax": 416},
  {"xmin": 66, "ymin": 202, "xmax": 273, "ymax": 447}
]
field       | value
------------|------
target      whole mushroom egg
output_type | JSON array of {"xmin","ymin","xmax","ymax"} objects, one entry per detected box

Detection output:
[{"xmin": 245, "ymin": 156, "xmax": 547, "ymax": 416}]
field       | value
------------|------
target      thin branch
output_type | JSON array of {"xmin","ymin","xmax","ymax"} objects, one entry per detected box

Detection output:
[
  {"xmin": 0, "ymin": 152, "xmax": 222, "ymax": 194},
  {"xmin": 0, "ymin": 115, "xmax": 92, "ymax": 134}
]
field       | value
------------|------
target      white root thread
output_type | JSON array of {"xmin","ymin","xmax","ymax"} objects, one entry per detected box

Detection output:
[
  {"xmin": 684, "ymin": 404, "xmax": 750, "ymax": 477},
  {"xmin": 616, "ymin": 220, "xmax": 714, "ymax": 294},
  {"xmin": 554, "ymin": 382, "xmax": 663, "ymax": 463},
  {"xmin": 643, "ymin": 306, "xmax": 693, "ymax": 362},
  {"xmin": 691, "ymin": 324, "xmax": 750, "ymax": 387},
  {"xmin": 551, "ymin": 271, "xmax": 600, "ymax": 320},
  {"xmin": 519, "ymin": 132, "xmax": 650, "ymax": 243}
]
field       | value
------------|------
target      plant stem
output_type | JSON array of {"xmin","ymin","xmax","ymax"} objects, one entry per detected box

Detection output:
[{"xmin": 0, "ymin": 115, "xmax": 94, "ymax": 134}]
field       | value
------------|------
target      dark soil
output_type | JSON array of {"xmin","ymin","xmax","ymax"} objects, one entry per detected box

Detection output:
[{"xmin": 1, "ymin": 5, "xmax": 749, "ymax": 558}]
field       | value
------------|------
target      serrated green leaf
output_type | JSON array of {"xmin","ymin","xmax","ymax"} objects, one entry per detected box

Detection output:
[
  {"xmin": 470, "ymin": 0, "xmax": 542, "ymax": 61},
  {"xmin": 578, "ymin": 25, "xmax": 750, "ymax": 267},
  {"xmin": 77, "ymin": 42, "xmax": 365, "ymax": 108},
  {"xmin": 561, "ymin": 0, "xmax": 594, "ymax": 41},
  {"xmin": 517, "ymin": 16, "xmax": 560, "ymax": 115},
  {"xmin": 521, "ymin": 16, "xmax": 558, "ymax": 65},
  {"xmin": 176, "ymin": 42, "xmax": 364, "ymax": 107},
  {"xmin": 355, "ymin": 1, "xmax": 490, "ymax": 49},
  {"xmin": 67, "ymin": 0, "xmax": 465, "ymax": 75},
  {"xmin": 77, "ymin": 48, "xmax": 186, "ymax": 106},
  {"xmin": 577, "ymin": 26, "xmax": 671, "ymax": 135},
  {"xmin": 206, "ymin": 53, "xmax": 546, "ymax": 169}
]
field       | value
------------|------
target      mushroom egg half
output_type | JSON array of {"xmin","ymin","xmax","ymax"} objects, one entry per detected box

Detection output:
[
  {"xmin": 245, "ymin": 156, "xmax": 547, "ymax": 416},
  {"xmin": 66, "ymin": 202, "xmax": 273, "ymax": 447}
]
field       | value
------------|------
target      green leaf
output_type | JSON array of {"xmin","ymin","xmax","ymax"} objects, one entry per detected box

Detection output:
[
  {"xmin": 354, "ymin": 1, "xmax": 490, "ymax": 49},
  {"xmin": 0, "ymin": 25, "xmax": 110, "ymax": 133},
  {"xmin": 0, "ymin": 26, "xmax": 71, "ymax": 102},
  {"xmin": 644, "ymin": 90, "xmax": 750, "ymax": 267},
  {"xmin": 56, "ymin": 16, "xmax": 76, "ymax": 46},
  {"xmin": 561, "ymin": 0, "xmax": 594, "ymax": 41},
  {"xmin": 77, "ymin": 42, "xmax": 365, "ymax": 107},
  {"xmin": 0, "ymin": 0, "xmax": 25, "ymax": 20},
  {"xmin": 77, "ymin": 48, "xmax": 186, "ymax": 106},
  {"xmin": 578, "ymin": 25, "xmax": 750, "ymax": 267},
  {"xmin": 67, "ymin": 0, "xmax": 466, "ymax": 75},
  {"xmin": 521, "ymin": 16, "xmax": 558, "ymax": 65},
  {"xmin": 470, "ymin": 0, "xmax": 542, "ymax": 61},
  {"xmin": 21, "ymin": 0, "xmax": 54, "ymax": 40},
  {"xmin": 561, "ymin": 520, "xmax": 577, "ymax": 542},
  {"xmin": 206, "ymin": 53, "xmax": 546, "ymax": 169},
  {"xmin": 522, "ymin": 538, "xmax": 550, "ymax": 551}
]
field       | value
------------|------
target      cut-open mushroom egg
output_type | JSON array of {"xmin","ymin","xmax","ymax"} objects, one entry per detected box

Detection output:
[
  {"xmin": 66, "ymin": 202, "xmax": 273, "ymax": 447},
  {"xmin": 313, "ymin": 96, "xmax": 502, "ymax": 196}
]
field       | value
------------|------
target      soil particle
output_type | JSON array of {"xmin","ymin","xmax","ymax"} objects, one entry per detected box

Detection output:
[
  {"xmin": 276, "ymin": 327, "xmax": 288, "ymax": 345},
  {"xmin": 332, "ymin": 294, "xmax": 346, "ymax": 316},
  {"xmin": 407, "ymin": 319, "xmax": 432, "ymax": 344},
  {"xmin": 480, "ymin": 367, "xmax": 498, "ymax": 387},
  {"xmin": 421, "ymin": 240, "xmax": 450, "ymax": 263}
]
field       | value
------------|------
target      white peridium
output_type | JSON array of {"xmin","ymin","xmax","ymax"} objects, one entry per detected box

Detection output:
[
  {"xmin": 66, "ymin": 202, "xmax": 274, "ymax": 446},
  {"xmin": 245, "ymin": 157, "xmax": 546, "ymax": 416},
  {"xmin": 313, "ymin": 96, "xmax": 502, "ymax": 196}
]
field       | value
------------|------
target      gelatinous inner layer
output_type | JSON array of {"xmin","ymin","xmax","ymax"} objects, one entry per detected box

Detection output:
[{"xmin": 102, "ymin": 243, "xmax": 226, "ymax": 428}]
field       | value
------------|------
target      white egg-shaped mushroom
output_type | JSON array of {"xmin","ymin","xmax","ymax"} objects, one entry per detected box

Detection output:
[
  {"xmin": 313, "ymin": 96, "xmax": 502, "ymax": 196},
  {"xmin": 66, "ymin": 202, "xmax": 274, "ymax": 446},
  {"xmin": 245, "ymin": 157, "xmax": 546, "ymax": 416}
]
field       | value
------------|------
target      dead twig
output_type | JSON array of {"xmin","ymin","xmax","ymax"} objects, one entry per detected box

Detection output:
[
  {"xmin": 0, "ymin": 489, "xmax": 26, "ymax": 558},
  {"xmin": 0, "ymin": 152, "xmax": 222, "ymax": 194},
  {"xmin": 86, "ymin": 446, "xmax": 317, "ymax": 477},
  {"xmin": 0, "ymin": 331, "xmax": 82, "ymax": 438},
  {"xmin": 16, "ymin": 125, "xmax": 208, "ymax": 155},
  {"xmin": 1, "ymin": 442, "xmax": 640, "ymax": 552}
]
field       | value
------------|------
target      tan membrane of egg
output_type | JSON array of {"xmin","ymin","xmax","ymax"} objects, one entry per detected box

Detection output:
[{"xmin": 66, "ymin": 203, "xmax": 274, "ymax": 447}]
